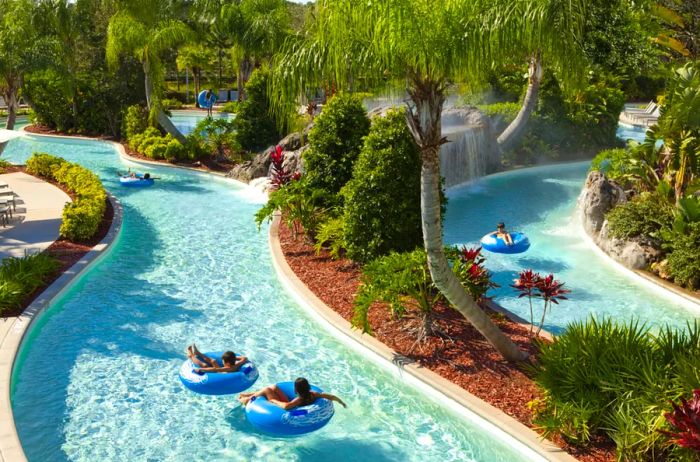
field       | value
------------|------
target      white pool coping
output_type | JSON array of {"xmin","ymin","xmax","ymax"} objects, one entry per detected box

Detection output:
[
  {"xmin": 2, "ymin": 132, "xmax": 575, "ymax": 461},
  {"xmin": 268, "ymin": 214, "xmax": 577, "ymax": 462},
  {"xmin": 0, "ymin": 191, "xmax": 123, "ymax": 462}
]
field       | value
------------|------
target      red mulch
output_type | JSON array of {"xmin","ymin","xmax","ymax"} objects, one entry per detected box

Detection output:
[
  {"xmin": 278, "ymin": 223, "xmax": 616, "ymax": 462},
  {"xmin": 24, "ymin": 124, "xmax": 234, "ymax": 173},
  {"xmin": 2, "ymin": 170, "xmax": 114, "ymax": 318}
]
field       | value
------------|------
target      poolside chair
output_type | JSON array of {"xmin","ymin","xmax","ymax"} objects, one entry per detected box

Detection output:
[
  {"xmin": 626, "ymin": 102, "xmax": 657, "ymax": 114},
  {"xmin": 631, "ymin": 107, "xmax": 661, "ymax": 125},
  {"xmin": 0, "ymin": 190, "xmax": 16, "ymax": 212},
  {"xmin": 0, "ymin": 203, "xmax": 9, "ymax": 227}
]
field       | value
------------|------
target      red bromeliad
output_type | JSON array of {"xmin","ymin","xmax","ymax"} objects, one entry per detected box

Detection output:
[
  {"xmin": 511, "ymin": 269, "xmax": 542, "ymax": 335},
  {"xmin": 511, "ymin": 270, "xmax": 570, "ymax": 337},
  {"xmin": 454, "ymin": 246, "xmax": 498, "ymax": 301},
  {"xmin": 660, "ymin": 389, "xmax": 700, "ymax": 453},
  {"xmin": 270, "ymin": 145, "xmax": 293, "ymax": 189}
]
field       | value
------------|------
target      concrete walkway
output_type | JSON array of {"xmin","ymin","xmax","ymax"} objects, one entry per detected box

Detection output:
[{"xmin": 0, "ymin": 172, "xmax": 70, "ymax": 260}]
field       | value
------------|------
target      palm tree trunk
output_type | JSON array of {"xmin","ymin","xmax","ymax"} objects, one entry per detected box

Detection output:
[
  {"xmin": 406, "ymin": 78, "xmax": 528, "ymax": 363},
  {"xmin": 496, "ymin": 53, "xmax": 542, "ymax": 151},
  {"xmin": 143, "ymin": 61, "xmax": 186, "ymax": 144},
  {"xmin": 237, "ymin": 57, "xmax": 253, "ymax": 101},
  {"xmin": 144, "ymin": 63, "xmax": 152, "ymax": 109},
  {"xmin": 4, "ymin": 83, "xmax": 19, "ymax": 131}
]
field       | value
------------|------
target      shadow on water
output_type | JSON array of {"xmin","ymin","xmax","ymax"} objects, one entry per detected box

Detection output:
[
  {"xmin": 12, "ymin": 205, "xmax": 205, "ymax": 461},
  {"xmin": 515, "ymin": 256, "xmax": 569, "ymax": 274}
]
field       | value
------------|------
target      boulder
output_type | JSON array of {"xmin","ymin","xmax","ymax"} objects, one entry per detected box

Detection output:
[
  {"xmin": 580, "ymin": 171, "xmax": 627, "ymax": 235},
  {"xmin": 596, "ymin": 221, "xmax": 663, "ymax": 270},
  {"xmin": 278, "ymin": 131, "xmax": 305, "ymax": 152},
  {"xmin": 282, "ymin": 145, "xmax": 307, "ymax": 175},
  {"xmin": 227, "ymin": 149, "xmax": 271, "ymax": 183}
]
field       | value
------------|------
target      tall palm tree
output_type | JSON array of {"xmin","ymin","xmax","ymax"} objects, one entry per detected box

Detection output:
[
  {"xmin": 274, "ymin": 0, "xmax": 587, "ymax": 362},
  {"xmin": 177, "ymin": 43, "xmax": 215, "ymax": 103},
  {"xmin": 106, "ymin": 0, "xmax": 191, "ymax": 142}
]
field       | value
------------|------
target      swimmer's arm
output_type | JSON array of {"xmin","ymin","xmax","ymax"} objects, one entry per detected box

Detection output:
[
  {"xmin": 195, "ymin": 365, "xmax": 236, "ymax": 373},
  {"xmin": 319, "ymin": 393, "xmax": 347, "ymax": 408},
  {"xmin": 234, "ymin": 356, "xmax": 247, "ymax": 367},
  {"xmin": 272, "ymin": 397, "xmax": 302, "ymax": 410}
]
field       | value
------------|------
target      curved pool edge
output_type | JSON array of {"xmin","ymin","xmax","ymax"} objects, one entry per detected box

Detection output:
[
  {"xmin": 267, "ymin": 214, "xmax": 577, "ymax": 462},
  {"xmin": 0, "ymin": 193, "xmax": 124, "ymax": 462},
  {"xmin": 575, "ymin": 210, "xmax": 700, "ymax": 313}
]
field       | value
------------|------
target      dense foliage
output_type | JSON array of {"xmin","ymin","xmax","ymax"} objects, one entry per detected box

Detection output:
[
  {"xmin": 303, "ymin": 94, "xmax": 371, "ymax": 198},
  {"xmin": 606, "ymin": 193, "xmax": 675, "ymax": 240},
  {"xmin": 26, "ymin": 153, "xmax": 106, "ymax": 241},
  {"xmin": 531, "ymin": 318, "xmax": 700, "ymax": 461},
  {"xmin": 234, "ymin": 68, "xmax": 281, "ymax": 152},
  {"xmin": 342, "ymin": 109, "xmax": 422, "ymax": 263},
  {"xmin": 0, "ymin": 253, "xmax": 60, "ymax": 314}
]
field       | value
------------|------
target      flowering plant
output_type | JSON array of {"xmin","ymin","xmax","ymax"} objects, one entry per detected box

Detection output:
[
  {"xmin": 512, "ymin": 270, "xmax": 570, "ymax": 336},
  {"xmin": 448, "ymin": 246, "xmax": 499, "ymax": 301},
  {"xmin": 270, "ymin": 145, "xmax": 294, "ymax": 189}
]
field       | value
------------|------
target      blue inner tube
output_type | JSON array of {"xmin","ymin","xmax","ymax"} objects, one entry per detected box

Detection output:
[
  {"xmin": 179, "ymin": 351, "xmax": 259, "ymax": 395},
  {"xmin": 197, "ymin": 90, "xmax": 218, "ymax": 109},
  {"xmin": 480, "ymin": 232, "xmax": 530, "ymax": 254},
  {"xmin": 120, "ymin": 176, "xmax": 154, "ymax": 187},
  {"xmin": 245, "ymin": 381, "xmax": 335, "ymax": 436}
]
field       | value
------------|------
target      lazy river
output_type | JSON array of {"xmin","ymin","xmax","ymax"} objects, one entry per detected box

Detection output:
[
  {"xmin": 443, "ymin": 123, "xmax": 698, "ymax": 334},
  {"xmin": 5, "ymin": 136, "xmax": 540, "ymax": 462}
]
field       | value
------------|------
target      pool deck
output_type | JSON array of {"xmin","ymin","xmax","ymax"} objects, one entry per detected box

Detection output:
[{"xmin": 0, "ymin": 172, "xmax": 70, "ymax": 260}]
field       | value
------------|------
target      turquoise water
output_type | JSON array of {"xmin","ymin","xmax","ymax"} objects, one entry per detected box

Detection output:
[
  {"xmin": 169, "ymin": 110, "xmax": 233, "ymax": 135},
  {"xmin": 5, "ymin": 136, "xmax": 537, "ymax": 462},
  {"xmin": 443, "ymin": 123, "xmax": 698, "ymax": 334},
  {"xmin": 1, "ymin": 115, "xmax": 29, "ymax": 130}
]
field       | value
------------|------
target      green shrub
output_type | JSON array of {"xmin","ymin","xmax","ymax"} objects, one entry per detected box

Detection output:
[
  {"xmin": 234, "ymin": 68, "xmax": 281, "ymax": 152},
  {"xmin": 26, "ymin": 153, "xmax": 106, "ymax": 241},
  {"xmin": 129, "ymin": 127, "xmax": 161, "ymax": 152},
  {"xmin": 590, "ymin": 148, "xmax": 631, "ymax": 182},
  {"xmin": 122, "ymin": 105, "xmax": 149, "ymax": 141},
  {"xmin": 606, "ymin": 193, "xmax": 674, "ymax": 240},
  {"xmin": 352, "ymin": 249, "xmax": 440, "ymax": 339},
  {"xmin": 314, "ymin": 216, "xmax": 345, "ymax": 260},
  {"xmin": 26, "ymin": 153, "xmax": 68, "ymax": 179},
  {"xmin": 531, "ymin": 318, "xmax": 700, "ymax": 460},
  {"xmin": 143, "ymin": 136, "xmax": 169, "ymax": 160},
  {"xmin": 341, "ymin": 108, "xmax": 422, "ymax": 263},
  {"xmin": 192, "ymin": 118, "xmax": 238, "ymax": 161},
  {"xmin": 220, "ymin": 101, "xmax": 238, "ymax": 114},
  {"xmin": 0, "ymin": 253, "xmax": 60, "ymax": 313},
  {"xmin": 255, "ymin": 178, "xmax": 329, "ymax": 239},
  {"xmin": 0, "ymin": 159, "xmax": 11, "ymax": 173},
  {"xmin": 476, "ymin": 102, "xmax": 521, "ymax": 125},
  {"xmin": 161, "ymin": 98, "xmax": 183, "ymax": 110},
  {"xmin": 304, "ymin": 93, "xmax": 371, "ymax": 197},
  {"xmin": 667, "ymin": 222, "xmax": 700, "ymax": 289},
  {"xmin": 164, "ymin": 138, "xmax": 187, "ymax": 162}
]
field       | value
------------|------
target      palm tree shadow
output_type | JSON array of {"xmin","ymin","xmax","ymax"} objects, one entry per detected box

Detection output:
[{"xmin": 295, "ymin": 438, "xmax": 407, "ymax": 462}]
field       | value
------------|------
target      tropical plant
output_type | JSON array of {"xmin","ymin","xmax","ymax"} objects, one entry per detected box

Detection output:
[
  {"xmin": 255, "ymin": 177, "xmax": 327, "ymax": 239},
  {"xmin": 666, "ymin": 221, "xmax": 700, "ymax": 289},
  {"xmin": 192, "ymin": 117, "xmax": 237, "ymax": 162},
  {"xmin": 660, "ymin": 389, "xmax": 700, "ymax": 454},
  {"xmin": 341, "ymin": 108, "xmax": 422, "ymax": 263},
  {"xmin": 176, "ymin": 42, "xmax": 214, "ymax": 102},
  {"xmin": 269, "ymin": 145, "xmax": 293, "ymax": 189},
  {"xmin": 314, "ymin": 216, "xmax": 345, "ymax": 260},
  {"xmin": 531, "ymin": 318, "xmax": 700, "ymax": 460},
  {"xmin": 446, "ymin": 246, "xmax": 499, "ymax": 302},
  {"xmin": 122, "ymin": 104, "xmax": 149, "ymax": 141},
  {"xmin": 606, "ymin": 192, "xmax": 675, "ymax": 240},
  {"xmin": 106, "ymin": 0, "xmax": 191, "ymax": 142},
  {"xmin": 353, "ymin": 249, "xmax": 442, "ymax": 343},
  {"xmin": 511, "ymin": 269, "xmax": 541, "ymax": 335},
  {"xmin": 304, "ymin": 93, "xmax": 371, "ymax": 199},
  {"xmin": 273, "ymin": 0, "xmax": 589, "ymax": 361},
  {"xmin": 0, "ymin": 253, "xmax": 60, "ymax": 313}
]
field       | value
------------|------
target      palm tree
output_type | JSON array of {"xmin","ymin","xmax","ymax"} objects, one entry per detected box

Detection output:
[
  {"xmin": 274, "ymin": 0, "xmax": 586, "ymax": 362},
  {"xmin": 177, "ymin": 43, "xmax": 215, "ymax": 103},
  {"xmin": 106, "ymin": 0, "xmax": 191, "ymax": 142}
]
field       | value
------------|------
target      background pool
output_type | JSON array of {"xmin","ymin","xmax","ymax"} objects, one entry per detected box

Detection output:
[
  {"xmin": 5, "ymin": 136, "xmax": 538, "ymax": 462},
  {"xmin": 169, "ymin": 110, "xmax": 233, "ymax": 136}
]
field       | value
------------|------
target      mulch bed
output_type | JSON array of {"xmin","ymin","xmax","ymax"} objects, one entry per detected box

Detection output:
[
  {"xmin": 278, "ymin": 223, "xmax": 616, "ymax": 462},
  {"xmin": 1, "ymin": 168, "xmax": 114, "ymax": 318},
  {"xmin": 24, "ymin": 124, "xmax": 234, "ymax": 173}
]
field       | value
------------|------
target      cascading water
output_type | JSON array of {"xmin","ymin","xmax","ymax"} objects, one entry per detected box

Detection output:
[{"xmin": 440, "ymin": 108, "xmax": 500, "ymax": 188}]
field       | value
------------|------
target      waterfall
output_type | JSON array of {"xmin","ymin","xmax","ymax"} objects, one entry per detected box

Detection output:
[{"xmin": 440, "ymin": 108, "xmax": 500, "ymax": 188}]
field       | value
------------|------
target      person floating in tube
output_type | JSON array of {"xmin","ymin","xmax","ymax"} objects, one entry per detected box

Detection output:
[
  {"xmin": 238, "ymin": 377, "xmax": 347, "ymax": 410},
  {"xmin": 494, "ymin": 222, "xmax": 514, "ymax": 246},
  {"xmin": 186, "ymin": 343, "xmax": 247, "ymax": 374}
]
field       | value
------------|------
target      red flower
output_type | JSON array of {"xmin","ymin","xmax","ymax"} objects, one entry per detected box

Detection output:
[
  {"xmin": 511, "ymin": 269, "xmax": 542, "ymax": 298},
  {"xmin": 536, "ymin": 274, "xmax": 570, "ymax": 304},
  {"xmin": 461, "ymin": 246, "xmax": 482, "ymax": 262}
]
